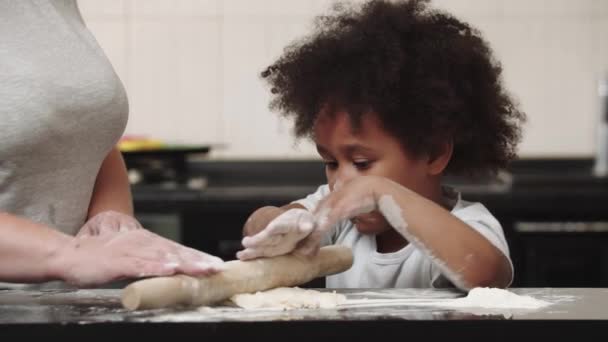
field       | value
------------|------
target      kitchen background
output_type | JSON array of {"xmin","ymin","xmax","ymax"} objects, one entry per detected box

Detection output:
[
  {"xmin": 77, "ymin": 0, "xmax": 608, "ymax": 288},
  {"xmin": 78, "ymin": 0, "xmax": 608, "ymax": 159}
]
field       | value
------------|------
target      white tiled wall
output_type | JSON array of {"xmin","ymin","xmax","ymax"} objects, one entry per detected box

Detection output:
[{"xmin": 78, "ymin": 0, "xmax": 608, "ymax": 159}]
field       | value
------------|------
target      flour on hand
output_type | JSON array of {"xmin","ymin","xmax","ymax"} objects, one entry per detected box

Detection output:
[{"xmin": 229, "ymin": 287, "xmax": 346, "ymax": 310}]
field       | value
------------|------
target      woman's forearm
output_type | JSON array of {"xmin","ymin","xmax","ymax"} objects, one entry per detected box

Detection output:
[
  {"xmin": 0, "ymin": 212, "xmax": 71, "ymax": 283},
  {"xmin": 87, "ymin": 147, "xmax": 133, "ymax": 218},
  {"xmin": 0, "ymin": 211, "xmax": 225, "ymax": 287}
]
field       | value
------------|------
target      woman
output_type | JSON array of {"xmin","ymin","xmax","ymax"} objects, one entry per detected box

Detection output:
[{"xmin": 0, "ymin": 0, "xmax": 222, "ymax": 287}]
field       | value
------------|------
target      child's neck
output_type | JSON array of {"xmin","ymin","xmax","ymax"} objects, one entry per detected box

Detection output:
[{"xmin": 376, "ymin": 228, "xmax": 408, "ymax": 253}]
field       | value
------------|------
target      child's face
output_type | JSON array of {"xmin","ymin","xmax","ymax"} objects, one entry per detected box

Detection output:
[{"xmin": 314, "ymin": 110, "xmax": 434, "ymax": 235}]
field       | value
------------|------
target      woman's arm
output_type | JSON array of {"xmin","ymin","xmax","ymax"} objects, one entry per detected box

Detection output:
[
  {"xmin": 87, "ymin": 147, "xmax": 133, "ymax": 218},
  {"xmin": 0, "ymin": 212, "xmax": 71, "ymax": 283},
  {"xmin": 77, "ymin": 147, "xmax": 143, "ymax": 236},
  {"xmin": 0, "ymin": 212, "xmax": 224, "ymax": 286}
]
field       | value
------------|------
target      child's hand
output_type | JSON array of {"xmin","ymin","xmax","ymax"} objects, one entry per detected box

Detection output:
[
  {"xmin": 279, "ymin": 176, "xmax": 395, "ymax": 257},
  {"xmin": 243, "ymin": 206, "xmax": 286, "ymax": 237},
  {"xmin": 294, "ymin": 176, "xmax": 398, "ymax": 256},
  {"xmin": 238, "ymin": 176, "xmax": 399, "ymax": 259},
  {"xmin": 237, "ymin": 208, "xmax": 315, "ymax": 260},
  {"xmin": 315, "ymin": 176, "xmax": 388, "ymax": 224}
]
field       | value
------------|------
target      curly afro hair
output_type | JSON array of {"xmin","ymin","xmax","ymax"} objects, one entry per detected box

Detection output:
[{"xmin": 261, "ymin": 0, "xmax": 525, "ymax": 175}]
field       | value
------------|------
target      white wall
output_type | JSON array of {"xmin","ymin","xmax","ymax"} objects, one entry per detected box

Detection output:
[{"xmin": 78, "ymin": 0, "xmax": 608, "ymax": 159}]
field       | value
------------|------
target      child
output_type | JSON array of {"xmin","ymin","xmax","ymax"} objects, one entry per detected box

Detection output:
[{"xmin": 237, "ymin": 0, "xmax": 525, "ymax": 291}]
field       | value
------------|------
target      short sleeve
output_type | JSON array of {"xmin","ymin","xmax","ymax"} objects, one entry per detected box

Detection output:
[{"xmin": 291, "ymin": 184, "xmax": 330, "ymax": 211}]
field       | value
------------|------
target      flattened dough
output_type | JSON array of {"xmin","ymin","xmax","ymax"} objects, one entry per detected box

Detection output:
[{"xmin": 229, "ymin": 287, "xmax": 346, "ymax": 310}]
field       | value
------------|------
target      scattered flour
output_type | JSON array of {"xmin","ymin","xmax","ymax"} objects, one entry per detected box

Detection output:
[
  {"xmin": 441, "ymin": 287, "xmax": 551, "ymax": 309},
  {"xmin": 230, "ymin": 287, "xmax": 550, "ymax": 311},
  {"xmin": 229, "ymin": 287, "xmax": 347, "ymax": 310}
]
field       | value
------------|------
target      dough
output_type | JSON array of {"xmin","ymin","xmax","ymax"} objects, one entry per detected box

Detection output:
[{"xmin": 229, "ymin": 287, "xmax": 346, "ymax": 310}]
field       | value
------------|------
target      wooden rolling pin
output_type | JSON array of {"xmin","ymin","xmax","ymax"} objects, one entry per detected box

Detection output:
[{"xmin": 121, "ymin": 245, "xmax": 353, "ymax": 310}]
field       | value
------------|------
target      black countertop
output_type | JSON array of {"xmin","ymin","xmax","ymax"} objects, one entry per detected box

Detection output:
[{"xmin": 2, "ymin": 288, "xmax": 608, "ymax": 339}]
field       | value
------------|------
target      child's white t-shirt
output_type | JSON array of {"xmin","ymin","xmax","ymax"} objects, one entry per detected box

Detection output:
[{"xmin": 292, "ymin": 185, "xmax": 514, "ymax": 289}]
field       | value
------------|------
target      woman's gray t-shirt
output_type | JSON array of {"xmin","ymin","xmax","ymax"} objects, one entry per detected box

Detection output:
[{"xmin": 0, "ymin": 0, "xmax": 128, "ymax": 235}]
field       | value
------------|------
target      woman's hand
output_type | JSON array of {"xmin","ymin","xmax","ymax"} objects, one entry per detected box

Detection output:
[
  {"xmin": 76, "ymin": 210, "xmax": 142, "ymax": 237},
  {"xmin": 53, "ymin": 229, "xmax": 224, "ymax": 287}
]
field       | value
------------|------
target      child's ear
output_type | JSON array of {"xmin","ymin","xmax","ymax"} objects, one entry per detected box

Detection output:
[{"xmin": 427, "ymin": 140, "xmax": 453, "ymax": 176}]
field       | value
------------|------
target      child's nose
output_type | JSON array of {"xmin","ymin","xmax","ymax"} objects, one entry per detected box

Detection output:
[{"xmin": 334, "ymin": 166, "xmax": 358, "ymax": 188}]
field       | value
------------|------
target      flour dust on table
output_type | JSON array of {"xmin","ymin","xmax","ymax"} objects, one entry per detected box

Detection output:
[
  {"xmin": 228, "ymin": 287, "xmax": 346, "ymax": 310},
  {"xmin": 440, "ymin": 287, "xmax": 551, "ymax": 309}
]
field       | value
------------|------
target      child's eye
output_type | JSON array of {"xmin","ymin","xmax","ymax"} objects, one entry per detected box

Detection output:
[
  {"xmin": 323, "ymin": 161, "xmax": 338, "ymax": 170},
  {"xmin": 353, "ymin": 160, "xmax": 372, "ymax": 170}
]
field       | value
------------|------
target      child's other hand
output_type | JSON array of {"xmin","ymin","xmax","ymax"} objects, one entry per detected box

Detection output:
[
  {"xmin": 313, "ymin": 176, "xmax": 392, "ymax": 232},
  {"xmin": 237, "ymin": 208, "xmax": 315, "ymax": 260},
  {"xmin": 292, "ymin": 176, "xmax": 393, "ymax": 256}
]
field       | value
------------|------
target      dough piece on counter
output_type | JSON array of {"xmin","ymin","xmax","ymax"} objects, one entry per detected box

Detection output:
[{"xmin": 229, "ymin": 287, "xmax": 346, "ymax": 310}]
